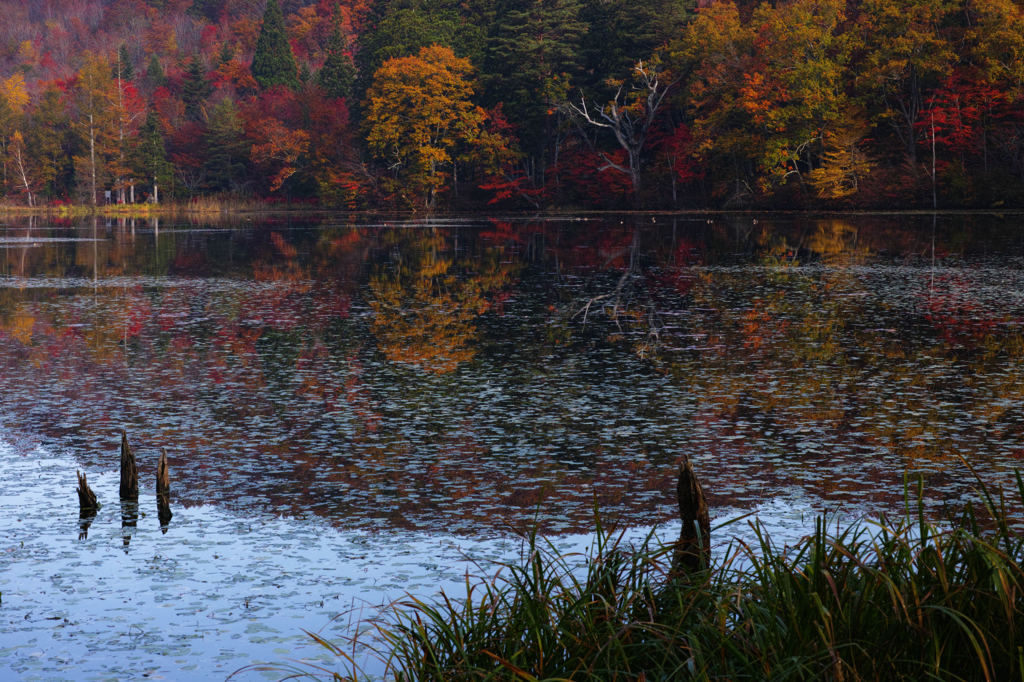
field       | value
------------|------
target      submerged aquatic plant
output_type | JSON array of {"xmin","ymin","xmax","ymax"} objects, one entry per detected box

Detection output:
[{"xmin": 242, "ymin": 470, "xmax": 1024, "ymax": 681}]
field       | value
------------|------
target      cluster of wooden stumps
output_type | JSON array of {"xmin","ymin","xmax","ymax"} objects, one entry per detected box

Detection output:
[
  {"xmin": 76, "ymin": 434, "xmax": 706, "ymax": 559},
  {"xmin": 75, "ymin": 430, "xmax": 173, "ymax": 541}
]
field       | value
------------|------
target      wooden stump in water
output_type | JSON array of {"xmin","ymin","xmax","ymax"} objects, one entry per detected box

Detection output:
[
  {"xmin": 156, "ymin": 448, "xmax": 172, "ymax": 526},
  {"xmin": 156, "ymin": 448, "xmax": 170, "ymax": 496},
  {"xmin": 119, "ymin": 429, "xmax": 138, "ymax": 499},
  {"xmin": 76, "ymin": 470, "xmax": 100, "ymax": 514},
  {"xmin": 672, "ymin": 455, "xmax": 710, "ymax": 574}
]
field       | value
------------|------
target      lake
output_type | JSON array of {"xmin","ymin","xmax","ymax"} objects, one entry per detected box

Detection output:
[{"xmin": 1, "ymin": 212, "xmax": 1023, "ymax": 679}]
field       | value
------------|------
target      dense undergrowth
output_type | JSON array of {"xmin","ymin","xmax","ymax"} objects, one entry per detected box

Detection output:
[{"xmin": 244, "ymin": 469, "xmax": 1024, "ymax": 681}]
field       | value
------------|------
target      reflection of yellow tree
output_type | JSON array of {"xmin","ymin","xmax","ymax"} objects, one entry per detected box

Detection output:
[
  {"xmin": 806, "ymin": 220, "xmax": 871, "ymax": 266},
  {"xmin": 0, "ymin": 310, "xmax": 35, "ymax": 345},
  {"xmin": 368, "ymin": 229, "xmax": 515, "ymax": 373}
]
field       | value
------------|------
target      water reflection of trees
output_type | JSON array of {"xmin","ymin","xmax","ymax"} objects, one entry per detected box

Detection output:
[
  {"xmin": 367, "ymin": 228, "xmax": 516, "ymax": 373},
  {"xmin": 576, "ymin": 217, "xmax": 1024, "ymax": 512},
  {"xmin": 1, "ymin": 215, "xmax": 1023, "ymax": 532}
]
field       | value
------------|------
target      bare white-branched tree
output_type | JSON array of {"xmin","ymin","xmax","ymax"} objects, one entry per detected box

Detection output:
[
  {"xmin": 10, "ymin": 130, "xmax": 35, "ymax": 207},
  {"xmin": 568, "ymin": 60, "xmax": 675, "ymax": 199}
]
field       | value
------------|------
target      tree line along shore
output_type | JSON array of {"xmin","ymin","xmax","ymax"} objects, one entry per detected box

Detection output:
[{"xmin": 1, "ymin": 0, "xmax": 1023, "ymax": 212}]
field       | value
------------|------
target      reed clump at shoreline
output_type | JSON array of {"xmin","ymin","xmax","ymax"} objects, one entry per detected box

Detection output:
[{"xmin": 246, "ymin": 472, "xmax": 1024, "ymax": 681}]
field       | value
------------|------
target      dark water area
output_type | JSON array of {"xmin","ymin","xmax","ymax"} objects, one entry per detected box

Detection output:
[
  {"xmin": 1, "ymin": 213, "xmax": 1024, "ymax": 533},
  {"xmin": 3, "ymin": 211, "xmax": 1024, "ymax": 679}
]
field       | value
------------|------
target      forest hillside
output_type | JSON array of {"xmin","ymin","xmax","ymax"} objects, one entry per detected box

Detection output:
[{"xmin": 0, "ymin": 0, "xmax": 1022, "ymax": 210}]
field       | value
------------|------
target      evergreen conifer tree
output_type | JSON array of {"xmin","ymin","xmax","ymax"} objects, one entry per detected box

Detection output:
[
  {"xmin": 117, "ymin": 44, "xmax": 135, "ymax": 82},
  {"xmin": 251, "ymin": 0, "xmax": 299, "ymax": 89},
  {"xmin": 182, "ymin": 57, "xmax": 212, "ymax": 122},
  {"xmin": 202, "ymin": 98, "xmax": 247, "ymax": 192},
  {"xmin": 317, "ymin": 7, "xmax": 356, "ymax": 99},
  {"xmin": 136, "ymin": 112, "xmax": 172, "ymax": 203},
  {"xmin": 217, "ymin": 41, "xmax": 235, "ymax": 68},
  {"xmin": 146, "ymin": 54, "xmax": 166, "ymax": 89}
]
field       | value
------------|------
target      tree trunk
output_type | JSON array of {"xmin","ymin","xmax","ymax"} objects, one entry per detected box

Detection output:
[{"xmin": 89, "ymin": 111, "xmax": 97, "ymax": 207}]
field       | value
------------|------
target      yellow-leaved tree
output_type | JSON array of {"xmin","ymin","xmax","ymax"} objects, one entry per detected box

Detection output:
[
  {"xmin": 0, "ymin": 74, "xmax": 29, "ymax": 114},
  {"xmin": 364, "ymin": 44, "xmax": 487, "ymax": 209}
]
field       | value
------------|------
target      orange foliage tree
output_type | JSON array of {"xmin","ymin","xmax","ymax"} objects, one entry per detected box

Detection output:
[{"xmin": 364, "ymin": 44, "xmax": 488, "ymax": 209}]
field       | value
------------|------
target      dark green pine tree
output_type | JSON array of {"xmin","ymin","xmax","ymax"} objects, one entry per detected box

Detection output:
[
  {"xmin": 182, "ymin": 57, "xmax": 213, "ymax": 122},
  {"xmin": 146, "ymin": 54, "xmax": 166, "ymax": 89},
  {"xmin": 202, "ymin": 98, "xmax": 248, "ymax": 192},
  {"xmin": 251, "ymin": 0, "xmax": 299, "ymax": 89},
  {"xmin": 316, "ymin": 7, "xmax": 356, "ymax": 99},
  {"xmin": 135, "ymin": 112, "xmax": 173, "ymax": 203},
  {"xmin": 356, "ymin": 1, "xmax": 484, "ymax": 91},
  {"xmin": 580, "ymin": 0, "xmax": 692, "ymax": 89},
  {"xmin": 216, "ymin": 41, "xmax": 235, "ymax": 69},
  {"xmin": 117, "ymin": 44, "xmax": 135, "ymax": 81},
  {"xmin": 483, "ymin": 0, "xmax": 587, "ymax": 163}
]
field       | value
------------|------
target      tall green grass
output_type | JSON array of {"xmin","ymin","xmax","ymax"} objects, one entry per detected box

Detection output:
[{"xmin": 242, "ymin": 470, "xmax": 1024, "ymax": 681}]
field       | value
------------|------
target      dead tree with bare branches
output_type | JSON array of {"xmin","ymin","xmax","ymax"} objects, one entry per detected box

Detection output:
[{"xmin": 567, "ymin": 60, "xmax": 675, "ymax": 200}]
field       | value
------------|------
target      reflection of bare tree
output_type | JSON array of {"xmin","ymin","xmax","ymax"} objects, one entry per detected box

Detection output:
[
  {"xmin": 367, "ymin": 228, "xmax": 515, "ymax": 373},
  {"xmin": 574, "ymin": 228, "xmax": 641, "ymax": 327}
]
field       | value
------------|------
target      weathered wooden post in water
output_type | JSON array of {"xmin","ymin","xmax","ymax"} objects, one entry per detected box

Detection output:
[
  {"xmin": 76, "ymin": 470, "xmax": 100, "ymax": 513},
  {"xmin": 673, "ymin": 455, "xmax": 710, "ymax": 574},
  {"xmin": 118, "ymin": 430, "xmax": 139, "ymax": 549},
  {"xmin": 156, "ymin": 448, "xmax": 172, "ymax": 527},
  {"xmin": 76, "ymin": 470, "xmax": 100, "ymax": 540},
  {"xmin": 119, "ymin": 429, "xmax": 138, "ymax": 499}
]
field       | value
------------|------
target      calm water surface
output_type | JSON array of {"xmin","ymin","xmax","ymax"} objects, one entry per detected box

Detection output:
[{"xmin": 1, "ymin": 212, "xmax": 1023, "ymax": 679}]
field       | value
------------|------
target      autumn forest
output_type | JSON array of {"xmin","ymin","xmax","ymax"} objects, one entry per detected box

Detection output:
[{"xmin": 1, "ymin": 0, "xmax": 1023, "ymax": 211}]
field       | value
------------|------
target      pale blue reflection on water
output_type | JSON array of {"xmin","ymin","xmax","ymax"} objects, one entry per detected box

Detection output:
[
  {"xmin": 0, "ymin": 438, "xmax": 824, "ymax": 680},
  {"xmin": 2, "ymin": 213, "xmax": 1024, "ymax": 679}
]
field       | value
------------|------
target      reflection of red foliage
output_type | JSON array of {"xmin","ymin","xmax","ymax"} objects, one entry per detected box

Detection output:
[
  {"xmin": 171, "ymin": 249, "xmax": 207, "ymax": 273},
  {"xmin": 922, "ymin": 275, "xmax": 1000, "ymax": 348},
  {"xmin": 329, "ymin": 229, "xmax": 362, "ymax": 252},
  {"xmin": 480, "ymin": 219, "xmax": 640, "ymax": 273},
  {"xmin": 650, "ymin": 238, "xmax": 705, "ymax": 296},
  {"xmin": 124, "ymin": 293, "xmax": 150, "ymax": 339},
  {"xmin": 479, "ymin": 220, "xmax": 545, "ymax": 246},
  {"xmin": 740, "ymin": 301, "xmax": 789, "ymax": 351}
]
